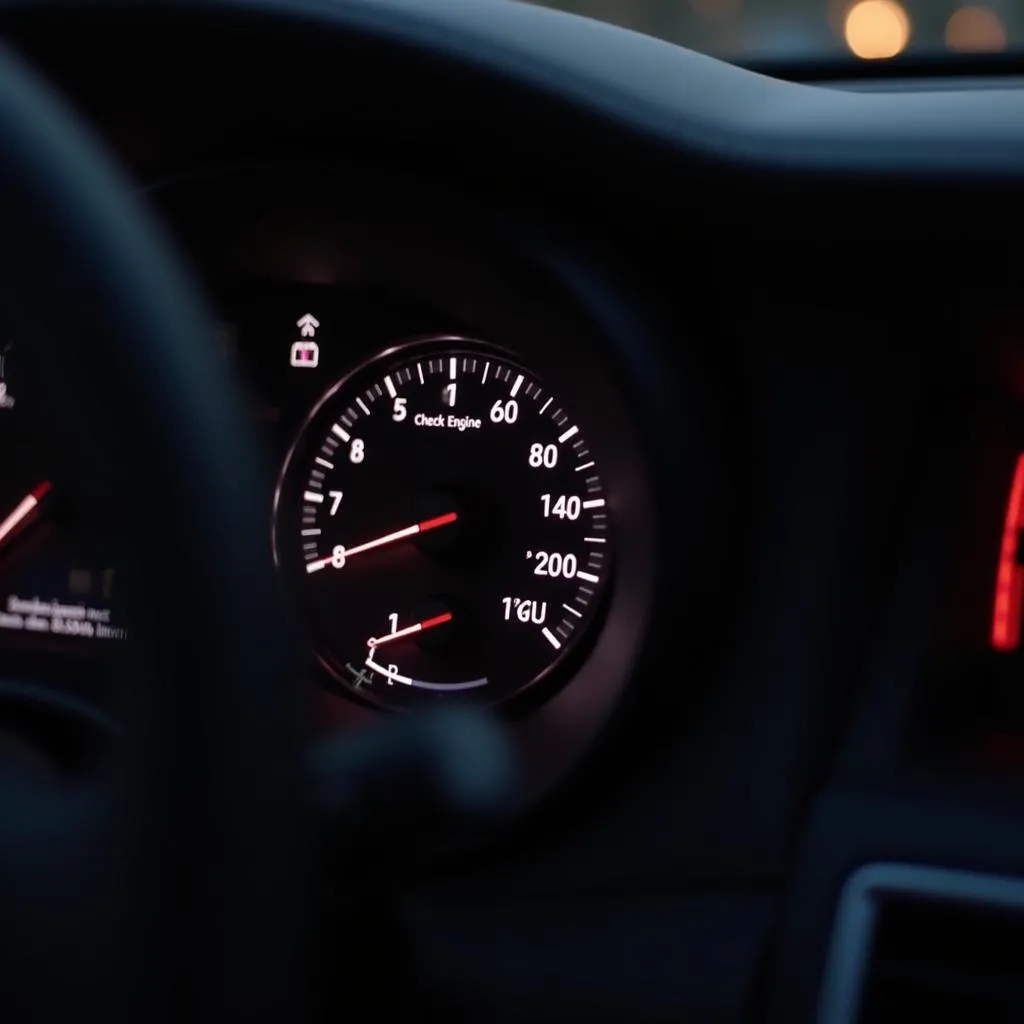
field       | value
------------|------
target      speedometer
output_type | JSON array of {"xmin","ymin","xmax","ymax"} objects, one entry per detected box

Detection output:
[{"xmin": 272, "ymin": 337, "xmax": 613, "ymax": 711}]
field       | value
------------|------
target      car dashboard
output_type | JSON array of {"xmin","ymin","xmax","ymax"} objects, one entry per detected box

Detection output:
[{"xmin": 1, "ymin": 2, "xmax": 1024, "ymax": 1022}]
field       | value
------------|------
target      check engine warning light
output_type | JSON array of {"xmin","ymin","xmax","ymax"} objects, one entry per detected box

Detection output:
[
  {"xmin": 290, "ymin": 314, "xmax": 321, "ymax": 369},
  {"xmin": 291, "ymin": 341, "xmax": 319, "ymax": 368}
]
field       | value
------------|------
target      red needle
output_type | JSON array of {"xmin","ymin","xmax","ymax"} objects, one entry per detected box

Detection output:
[
  {"xmin": 367, "ymin": 612, "xmax": 453, "ymax": 649},
  {"xmin": 0, "ymin": 481, "xmax": 52, "ymax": 553},
  {"xmin": 306, "ymin": 511, "xmax": 457, "ymax": 573}
]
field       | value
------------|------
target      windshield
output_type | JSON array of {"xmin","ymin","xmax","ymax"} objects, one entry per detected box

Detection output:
[{"xmin": 523, "ymin": 1, "xmax": 1017, "ymax": 63}]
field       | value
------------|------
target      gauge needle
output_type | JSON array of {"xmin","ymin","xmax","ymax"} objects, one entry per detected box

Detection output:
[
  {"xmin": 0, "ymin": 481, "xmax": 52, "ymax": 554},
  {"xmin": 306, "ymin": 511, "xmax": 457, "ymax": 573},
  {"xmin": 367, "ymin": 612, "xmax": 453, "ymax": 649}
]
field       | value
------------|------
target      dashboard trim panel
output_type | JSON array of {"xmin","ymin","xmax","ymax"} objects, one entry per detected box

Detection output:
[{"xmin": 818, "ymin": 862, "xmax": 1024, "ymax": 1024}]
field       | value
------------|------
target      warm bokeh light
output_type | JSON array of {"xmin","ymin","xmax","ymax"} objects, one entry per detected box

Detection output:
[
  {"xmin": 945, "ymin": 6, "xmax": 1007, "ymax": 52},
  {"xmin": 844, "ymin": 0, "xmax": 911, "ymax": 59}
]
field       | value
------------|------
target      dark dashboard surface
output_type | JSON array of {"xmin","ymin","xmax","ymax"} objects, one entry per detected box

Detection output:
[{"xmin": 1, "ymin": 2, "xmax": 1023, "ymax": 1022}]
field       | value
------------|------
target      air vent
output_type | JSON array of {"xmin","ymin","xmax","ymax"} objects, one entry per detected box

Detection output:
[{"xmin": 818, "ymin": 864, "xmax": 1024, "ymax": 1024}]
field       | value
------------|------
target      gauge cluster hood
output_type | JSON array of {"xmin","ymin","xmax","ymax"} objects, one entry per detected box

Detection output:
[{"xmin": 215, "ymin": 0, "xmax": 1024, "ymax": 177}]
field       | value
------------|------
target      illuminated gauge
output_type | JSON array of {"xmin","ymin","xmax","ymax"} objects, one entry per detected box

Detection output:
[
  {"xmin": 0, "ymin": 345, "xmax": 55, "ymax": 573},
  {"xmin": 272, "ymin": 337, "xmax": 613, "ymax": 711},
  {"xmin": 0, "ymin": 344, "xmax": 126, "ymax": 645},
  {"xmin": 992, "ymin": 452, "xmax": 1024, "ymax": 651}
]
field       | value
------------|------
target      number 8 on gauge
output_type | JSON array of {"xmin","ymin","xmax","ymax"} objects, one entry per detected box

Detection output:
[{"xmin": 272, "ymin": 337, "xmax": 614, "ymax": 711}]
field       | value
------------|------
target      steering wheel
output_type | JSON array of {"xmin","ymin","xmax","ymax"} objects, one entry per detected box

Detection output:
[
  {"xmin": 0, "ymin": 39, "xmax": 308, "ymax": 1022},
  {"xmin": 0, "ymin": 44, "xmax": 511, "ymax": 1023}
]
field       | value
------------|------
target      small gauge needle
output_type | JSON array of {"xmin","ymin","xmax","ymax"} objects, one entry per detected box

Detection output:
[
  {"xmin": 0, "ymin": 481, "xmax": 52, "ymax": 554},
  {"xmin": 367, "ymin": 612, "xmax": 453, "ymax": 649},
  {"xmin": 306, "ymin": 511, "xmax": 457, "ymax": 572}
]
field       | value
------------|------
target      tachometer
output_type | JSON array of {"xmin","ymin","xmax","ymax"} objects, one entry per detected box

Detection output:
[{"xmin": 272, "ymin": 337, "xmax": 613, "ymax": 711}]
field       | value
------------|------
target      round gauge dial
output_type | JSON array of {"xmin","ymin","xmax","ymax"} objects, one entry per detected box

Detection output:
[{"xmin": 273, "ymin": 338, "xmax": 613, "ymax": 711}]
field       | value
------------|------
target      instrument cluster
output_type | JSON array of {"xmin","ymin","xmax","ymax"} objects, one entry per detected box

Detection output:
[{"xmin": 0, "ymin": 167, "xmax": 667, "ymax": 796}]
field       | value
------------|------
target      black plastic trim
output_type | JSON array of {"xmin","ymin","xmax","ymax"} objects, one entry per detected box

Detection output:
[
  {"xmin": 818, "ymin": 863, "xmax": 1024, "ymax": 1024},
  {"xmin": 0, "ymin": 0, "xmax": 1022, "ymax": 179}
]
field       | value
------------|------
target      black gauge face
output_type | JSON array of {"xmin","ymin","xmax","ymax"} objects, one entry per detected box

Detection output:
[{"xmin": 273, "ymin": 338, "xmax": 613, "ymax": 711}]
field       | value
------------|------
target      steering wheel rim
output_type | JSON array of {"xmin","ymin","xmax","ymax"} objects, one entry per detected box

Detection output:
[{"xmin": 0, "ymin": 44, "xmax": 304, "ymax": 1022}]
